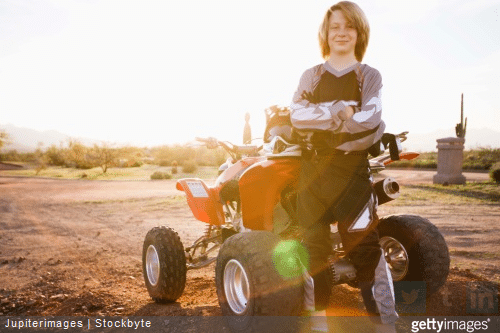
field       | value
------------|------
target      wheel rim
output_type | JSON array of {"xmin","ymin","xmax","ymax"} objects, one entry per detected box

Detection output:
[
  {"xmin": 146, "ymin": 245, "xmax": 160, "ymax": 286},
  {"xmin": 224, "ymin": 259, "xmax": 250, "ymax": 315},
  {"xmin": 379, "ymin": 236, "xmax": 409, "ymax": 281}
]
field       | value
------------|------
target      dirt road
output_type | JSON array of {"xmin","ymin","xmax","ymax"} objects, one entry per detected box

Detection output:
[{"xmin": 0, "ymin": 171, "xmax": 498, "ymax": 318}]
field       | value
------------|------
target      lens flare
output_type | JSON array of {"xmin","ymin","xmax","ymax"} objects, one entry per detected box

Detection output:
[{"xmin": 272, "ymin": 240, "xmax": 309, "ymax": 279}]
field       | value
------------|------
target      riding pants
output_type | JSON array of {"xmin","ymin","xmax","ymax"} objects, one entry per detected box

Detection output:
[{"xmin": 297, "ymin": 151, "xmax": 398, "ymax": 324}]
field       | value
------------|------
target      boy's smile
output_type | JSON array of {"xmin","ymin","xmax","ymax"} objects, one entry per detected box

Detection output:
[{"xmin": 328, "ymin": 10, "xmax": 357, "ymax": 58}]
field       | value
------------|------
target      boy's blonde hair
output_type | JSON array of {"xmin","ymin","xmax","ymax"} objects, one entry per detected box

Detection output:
[{"xmin": 318, "ymin": 1, "xmax": 370, "ymax": 61}]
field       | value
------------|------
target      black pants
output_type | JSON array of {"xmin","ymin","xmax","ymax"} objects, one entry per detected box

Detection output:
[{"xmin": 297, "ymin": 152, "xmax": 382, "ymax": 313}]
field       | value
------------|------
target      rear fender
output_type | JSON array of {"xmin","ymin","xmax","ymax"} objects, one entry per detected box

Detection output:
[
  {"xmin": 239, "ymin": 158, "xmax": 300, "ymax": 231},
  {"xmin": 176, "ymin": 178, "xmax": 224, "ymax": 226}
]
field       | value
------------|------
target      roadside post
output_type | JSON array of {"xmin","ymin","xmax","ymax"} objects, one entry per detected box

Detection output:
[
  {"xmin": 433, "ymin": 94, "xmax": 467, "ymax": 185},
  {"xmin": 433, "ymin": 137, "xmax": 466, "ymax": 185}
]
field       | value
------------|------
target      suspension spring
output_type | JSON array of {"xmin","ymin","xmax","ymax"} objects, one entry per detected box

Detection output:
[{"xmin": 204, "ymin": 224, "xmax": 213, "ymax": 238}]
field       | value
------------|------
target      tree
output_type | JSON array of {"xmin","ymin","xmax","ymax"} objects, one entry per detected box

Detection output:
[
  {"xmin": 34, "ymin": 142, "xmax": 48, "ymax": 175},
  {"xmin": 90, "ymin": 143, "xmax": 117, "ymax": 173},
  {"xmin": 65, "ymin": 139, "xmax": 94, "ymax": 169},
  {"xmin": 0, "ymin": 130, "xmax": 9, "ymax": 162},
  {"xmin": 45, "ymin": 144, "xmax": 67, "ymax": 166},
  {"xmin": 0, "ymin": 130, "xmax": 8, "ymax": 150}
]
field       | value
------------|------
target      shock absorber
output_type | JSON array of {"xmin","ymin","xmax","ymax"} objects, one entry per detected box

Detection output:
[{"xmin": 204, "ymin": 224, "xmax": 213, "ymax": 238}]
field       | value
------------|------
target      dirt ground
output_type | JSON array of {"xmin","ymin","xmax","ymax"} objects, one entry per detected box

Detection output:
[{"xmin": 0, "ymin": 170, "xmax": 498, "ymax": 319}]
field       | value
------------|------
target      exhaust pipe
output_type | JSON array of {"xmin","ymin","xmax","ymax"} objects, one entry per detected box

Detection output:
[{"xmin": 374, "ymin": 177, "xmax": 400, "ymax": 205}]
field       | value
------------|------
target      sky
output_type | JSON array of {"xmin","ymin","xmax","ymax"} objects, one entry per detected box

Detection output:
[{"xmin": 1, "ymin": 0, "xmax": 499, "ymax": 147}]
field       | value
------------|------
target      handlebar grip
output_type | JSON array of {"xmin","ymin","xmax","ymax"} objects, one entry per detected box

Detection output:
[
  {"xmin": 195, "ymin": 137, "xmax": 219, "ymax": 149},
  {"xmin": 233, "ymin": 145, "xmax": 259, "ymax": 156}
]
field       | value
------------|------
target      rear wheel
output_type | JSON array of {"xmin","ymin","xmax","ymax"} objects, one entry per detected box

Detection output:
[
  {"xmin": 215, "ymin": 231, "xmax": 304, "ymax": 332},
  {"xmin": 378, "ymin": 214, "xmax": 450, "ymax": 295},
  {"xmin": 142, "ymin": 226, "xmax": 186, "ymax": 303}
]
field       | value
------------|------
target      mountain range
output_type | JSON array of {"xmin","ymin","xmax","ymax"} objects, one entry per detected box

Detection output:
[
  {"xmin": 404, "ymin": 127, "xmax": 500, "ymax": 152},
  {"xmin": 1, "ymin": 124, "xmax": 101, "ymax": 152},
  {"xmin": 1, "ymin": 123, "xmax": 499, "ymax": 152}
]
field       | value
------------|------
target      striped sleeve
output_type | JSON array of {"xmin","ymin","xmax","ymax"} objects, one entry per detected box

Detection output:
[
  {"xmin": 289, "ymin": 65, "xmax": 351, "ymax": 132},
  {"xmin": 335, "ymin": 65, "xmax": 385, "ymax": 151}
]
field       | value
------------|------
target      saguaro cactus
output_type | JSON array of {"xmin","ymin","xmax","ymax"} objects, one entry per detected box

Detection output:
[{"xmin": 455, "ymin": 93, "xmax": 467, "ymax": 139}]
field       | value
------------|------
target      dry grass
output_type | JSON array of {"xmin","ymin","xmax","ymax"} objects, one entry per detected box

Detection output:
[
  {"xmin": 0, "ymin": 164, "xmax": 218, "ymax": 181},
  {"xmin": 389, "ymin": 182, "xmax": 500, "ymax": 206}
]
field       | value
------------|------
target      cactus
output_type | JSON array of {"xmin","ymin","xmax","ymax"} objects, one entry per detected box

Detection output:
[{"xmin": 455, "ymin": 93, "xmax": 467, "ymax": 139}]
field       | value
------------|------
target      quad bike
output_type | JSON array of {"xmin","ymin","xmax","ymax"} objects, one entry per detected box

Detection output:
[{"xmin": 142, "ymin": 112, "xmax": 450, "ymax": 332}]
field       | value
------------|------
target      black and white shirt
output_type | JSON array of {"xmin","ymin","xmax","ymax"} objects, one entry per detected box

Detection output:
[{"xmin": 290, "ymin": 62, "xmax": 385, "ymax": 152}]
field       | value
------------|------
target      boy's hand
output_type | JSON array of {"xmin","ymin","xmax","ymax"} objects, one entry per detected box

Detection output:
[
  {"xmin": 339, "ymin": 106, "xmax": 355, "ymax": 120},
  {"xmin": 345, "ymin": 106, "xmax": 355, "ymax": 119},
  {"xmin": 301, "ymin": 91, "xmax": 315, "ymax": 103}
]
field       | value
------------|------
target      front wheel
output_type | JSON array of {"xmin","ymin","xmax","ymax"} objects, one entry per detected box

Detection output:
[
  {"xmin": 142, "ymin": 226, "xmax": 187, "ymax": 303},
  {"xmin": 377, "ymin": 214, "xmax": 450, "ymax": 296},
  {"xmin": 215, "ymin": 231, "xmax": 304, "ymax": 332}
]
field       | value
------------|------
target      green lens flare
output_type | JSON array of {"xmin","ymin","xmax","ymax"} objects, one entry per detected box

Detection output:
[{"xmin": 272, "ymin": 240, "xmax": 309, "ymax": 279}]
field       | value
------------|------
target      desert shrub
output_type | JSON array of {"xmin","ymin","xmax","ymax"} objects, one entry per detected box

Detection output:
[
  {"xmin": 0, "ymin": 150, "xmax": 22, "ymax": 162},
  {"xmin": 35, "ymin": 160, "xmax": 47, "ymax": 175},
  {"xmin": 89, "ymin": 144, "xmax": 117, "ymax": 173},
  {"xmin": 158, "ymin": 159, "xmax": 170, "ymax": 167},
  {"xmin": 385, "ymin": 151, "xmax": 437, "ymax": 169},
  {"xmin": 131, "ymin": 160, "xmax": 143, "ymax": 168},
  {"xmin": 171, "ymin": 160, "xmax": 178, "ymax": 174},
  {"xmin": 386, "ymin": 148, "xmax": 500, "ymax": 170},
  {"xmin": 416, "ymin": 159, "xmax": 437, "ymax": 169},
  {"xmin": 182, "ymin": 160, "xmax": 198, "ymax": 174},
  {"xmin": 463, "ymin": 148, "xmax": 500, "ymax": 170},
  {"xmin": 1, "ymin": 150, "xmax": 36, "ymax": 163},
  {"xmin": 65, "ymin": 141, "xmax": 96, "ymax": 169},
  {"xmin": 150, "ymin": 171, "xmax": 172, "ymax": 180},
  {"xmin": 490, "ymin": 162, "xmax": 500, "ymax": 184},
  {"xmin": 214, "ymin": 148, "xmax": 228, "ymax": 167},
  {"xmin": 388, "ymin": 160, "xmax": 412, "ymax": 168},
  {"xmin": 44, "ymin": 145, "xmax": 67, "ymax": 166}
]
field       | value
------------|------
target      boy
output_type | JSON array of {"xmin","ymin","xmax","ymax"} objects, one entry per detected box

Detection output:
[{"xmin": 290, "ymin": 1, "xmax": 398, "ymax": 331}]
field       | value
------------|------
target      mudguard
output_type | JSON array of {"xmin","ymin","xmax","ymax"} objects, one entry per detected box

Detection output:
[
  {"xmin": 238, "ymin": 158, "xmax": 300, "ymax": 231},
  {"xmin": 176, "ymin": 178, "xmax": 224, "ymax": 225}
]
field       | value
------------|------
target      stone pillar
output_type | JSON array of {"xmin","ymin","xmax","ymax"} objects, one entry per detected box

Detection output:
[{"xmin": 433, "ymin": 137, "xmax": 466, "ymax": 185}]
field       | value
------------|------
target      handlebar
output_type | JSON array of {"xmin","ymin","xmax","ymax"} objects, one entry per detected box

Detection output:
[
  {"xmin": 196, "ymin": 131, "xmax": 409, "ymax": 160},
  {"xmin": 195, "ymin": 137, "xmax": 261, "ymax": 158},
  {"xmin": 195, "ymin": 137, "xmax": 218, "ymax": 149}
]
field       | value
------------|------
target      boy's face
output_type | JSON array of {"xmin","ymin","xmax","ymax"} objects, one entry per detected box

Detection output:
[{"xmin": 328, "ymin": 10, "xmax": 357, "ymax": 59}]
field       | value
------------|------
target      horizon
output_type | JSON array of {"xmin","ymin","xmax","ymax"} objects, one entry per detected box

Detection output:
[
  {"xmin": 1, "ymin": 122, "xmax": 499, "ymax": 153},
  {"xmin": 1, "ymin": 0, "xmax": 499, "ymax": 147}
]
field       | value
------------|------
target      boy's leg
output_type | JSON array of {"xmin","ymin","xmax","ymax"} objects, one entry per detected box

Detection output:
[
  {"xmin": 296, "ymin": 156, "xmax": 334, "ymax": 311},
  {"xmin": 300, "ymin": 221, "xmax": 333, "ymax": 311},
  {"xmin": 336, "ymin": 190, "xmax": 398, "ymax": 325}
]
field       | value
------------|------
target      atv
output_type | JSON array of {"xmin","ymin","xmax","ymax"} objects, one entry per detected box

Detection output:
[{"xmin": 142, "ymin": 108, "xmax": 450, "ymax": 332}]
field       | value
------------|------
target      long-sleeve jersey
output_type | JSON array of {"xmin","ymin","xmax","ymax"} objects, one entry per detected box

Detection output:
[{"xmin": 290, "ymin": 62, "xmax": 385, "ymax": 152}]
